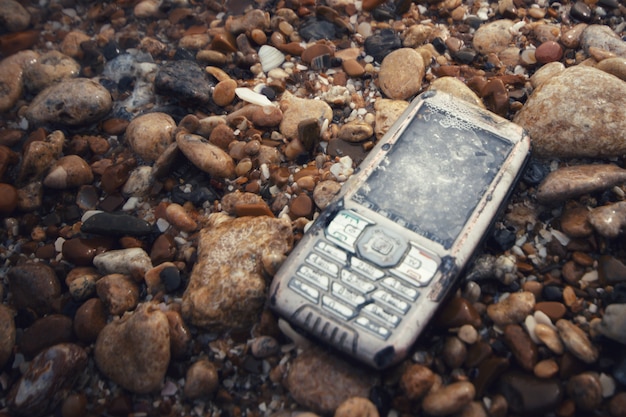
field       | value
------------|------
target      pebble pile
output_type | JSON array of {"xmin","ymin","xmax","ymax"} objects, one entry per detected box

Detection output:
[{"xmin": 1, "ymin": 0, "xmax": 626, "ymax": 416}]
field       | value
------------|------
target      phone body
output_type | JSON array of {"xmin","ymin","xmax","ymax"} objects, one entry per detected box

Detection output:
[{"xmin": 269, "ymin": 90, "xmax": 531, "ymax": 369}]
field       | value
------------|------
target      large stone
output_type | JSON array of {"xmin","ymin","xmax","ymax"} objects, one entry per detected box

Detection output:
[
  {"xmin": 597, "ymin": 303, "xmax": 626, "ymax": 344},
  {"xmin": 182, "ymin": 213, "xmax": 293, "ymax": 330},
  {"xmin": 280, "ymin": 91, "xmax": 333, "ymax": 140},
  {"xmin": 0, "ymin": 50, "xmax": 38, "ymax": 112},
  {"xmin": 514, "ymin": 66, "xmax": 626, "ymax": 158},
  {"xmin": 94, "ymin": 303, "xmax": 170, "ymax": 394},
  {"xmin": 378, "ymin": 48, "xmax": 425, "ymax": 100},
  {"xmin": 581, "ymin": 24, "xmax": 626, "ymax": 58}
]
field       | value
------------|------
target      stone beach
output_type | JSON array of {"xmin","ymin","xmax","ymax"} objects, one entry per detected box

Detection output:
[{"xmin": 1, "ymin": 0, "xmax": 626, "ymax": 416}]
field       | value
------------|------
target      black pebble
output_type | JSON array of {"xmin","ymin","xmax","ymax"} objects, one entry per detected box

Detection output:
[
  {"xmin": 299, "ymin": 18, "xmax": 336, "ymax": 41},
  {"xmin": 81, "ymin": 212, "xmax": 153, "ymax": 236},
  {"xmin": 432, "ymin": 37, "xmax": 447, "ymax": 54},
  {"xmin": 364, "ymin": 29, "xmax": 402, "ymax": 63},
  {"xmin": 155, "ymin": 60, "xmax": 213, "ymax": 104},
  {"xmin": 570, "ymin": 2, "xmax": 593, "ymax": 21},
  {"xmin": 522, "ymin": 158, "xmax": 550, "ymax": 185},
  {"xmin": 160, "ymin": 266, "xmax": 182, "ymax": 292},
  {"xmin": 542, "ymin": 285, "xmax": 563, "ymax": 301},
  {"xmin": 103, "ymin": 40, "xmax": 121, "ymax": 60},
  {"xmin": 488, "ymin": 226, "xmax": 517, "ymax": 252}
]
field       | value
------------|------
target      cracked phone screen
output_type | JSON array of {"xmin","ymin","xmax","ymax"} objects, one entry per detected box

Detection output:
[{"xmin": 352, "ymin": 101, "xmax": 512, "ymax": 249}]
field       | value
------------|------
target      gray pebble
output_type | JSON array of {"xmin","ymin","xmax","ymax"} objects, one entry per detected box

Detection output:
[
  {"xmin": 597, "ymin": 303, "xmax": 626, "ymax": 344},
  {"xmin": 581, "ymin": 24, "xmax": 626, "ymax": 57},
  {"xmin": 536, "ymin": 164, "xmax": 626, "ymax": 204},
  {"xmin": 0, "ymin": 0, "xmax": 31, "ymax": 32},
  {"xmin": 23, "ymin": 51, "xmax": 80, "ymax": 93}
]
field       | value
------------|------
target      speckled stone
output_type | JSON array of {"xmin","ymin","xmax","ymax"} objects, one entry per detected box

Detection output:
[
  {"xmin": 285, "ymin": 346, "xmax": 379, "ymax": 414},
  {"xmin": 581, "ymin": 24, "xmax": 626, "ymax": 58},
  {"xmin": 556, "ymin": 319, "xmax": 598, "ymax": 363},
  {"xmin": 182, "ymin": 213, "xmax": 293, "ymax": 330},
  {"xmin": 514, "ymin": 66, "xmax": 626, "ymax": 158},
  {"xmin": 472, "ymin": 20, "xmax": 515, "ymax": 55},
  {"xmin": 96, "ymin": 274, "xmax": 140, "ymax": 316},
  {"xmin": 400, "ymin": 363, "xmax": 436, "ymax": 400},
  {"xmin": 25, "ymin": 78, "xmax": 113, "ymax": 126},
  {"xmin": 95, "ymin": 303, "xmax": 170, "ymax": 394},
  {"xmin": 536, "ymin": 164, "xmax": 626, "ymax": 204},
  {"xmin": 589, "ymin": 201, "xmax": 626, "ymax": 239},
  {"xmin": 17, "ymin": 130, "xmax": 64, "ymax": 186},
  {"xmin": 374, "ymin": 99, "xmax": 409, "ymax": 139},
  {"xmin": 427, "ymin": 77, "xmax": 485, "ymax": 108},
  {"xmin": 279, "ymin": 92, "xmax": 333, "ymax": 140},
  {"xmin": 43, "ymin": 155, "xmax": 93, "ymax": 189},
  {"xmin": 597, "ymin": 303, "xmax": 626, "ymax": 344},
  {"xmin": 125, "ymin": 112, "xmax": 176, "ymax": 162},
  {"xmin": 154, "ymin": 60, "xmax": 213, "ymax": 104},
  {"xmin": 0, "ymin": 50, "xmax": 39, "ymax": 112},
  {"xmin": 487, "ymin": 292, "xmax": 535, "ymax": 327},
  {"xmin": 8, "ymin": 263, "xmax": 62, "ymax": 315},
  {"xmin": 378, "ymin": 48, "xmax": 425, "ymax": 100},
  {"xmin": 23, "ymin": 50, "xmax": 80, "ymax": 93}
]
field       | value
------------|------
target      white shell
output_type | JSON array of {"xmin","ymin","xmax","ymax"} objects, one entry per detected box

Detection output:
[
  {"xmin": 235, "ymin": 87, "xmax": 274, "ymax": 107},
  {"xmin": 258, "ymin": 45, "xmax": 285, "ymax": 72}
]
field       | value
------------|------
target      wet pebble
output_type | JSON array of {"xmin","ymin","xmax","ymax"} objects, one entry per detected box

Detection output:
[
  {"xmin": 534, "ymin": 359, "xmax": 559, "ymax": 379},
  {"xmin": 25, "ymin": 78, "xmax": 113, "ymax": 126},
  {"xmin": 165, "ymin": 203, "xmax": 198, "ymax": 233},
  {"xmin": 567, "ymin": 372, "xmax": 603, "ymax": 411},
  {"xmin": 213, "ymin": 78, "xmax": 238, "ymax": 107},
  {"xmin": 155, "ymin": 60, "xmax": 213, "ymax": 104},
  {"xmin": 43, "ymin": 155, "xmax": 93, "ymax": 189},
  {"xmin": 125, "ymin": 112, "xmax": 176, "ymax": 162},
  {"xmin": 487, "ymin": 292, "xmax": 535, "ymax": 327},
  {"xmin": 165, "ymin": 309, "xmax": 191, "ymax": 359},
  {"xmin": 95, "ymin": 303, "xmax": 170, "ymax": 394},
  {"xmin": 515, "ymin": 66, "xmax": 626, "ymax": 158},
  {"xmin": 472, "ymin": 20, "xmax": 514, "ymax": 55},
  {"xmin": 280, "ymin": 92, "xmax": 333, "ymax": 140},
  {"xmin": 20, "ymin": 314, "xmax": 74, "ymax": 358},
  {"xmin": 250, "ymin": 335, "xmax": 280, "ymax": 358},
  {"xmin": 92, "ymin": 247, "xmax": 153, "ymax": 279},
  {"xmin": 535, "ymin": 41, "xmax": 563, "ymax": 64},
  {"xmin": 0, "ymin": 0, "xmax": 31, "ymax": 32},
  {"xmin": 176, "ymin": 132, "xmax": 236, "ymax": 179},
  {"xmin": 7, "ymin": 344, "xmax": 87, "ymax": 417},
  {"xmin": 499, "ymin": 371, "xmax": 562, "ymax": 414},
  {"xmin": 443, "ymin": 336, "xmax": 467, "ymax": 368},
  {"xmin": 184, "ymin": 359, "xmax": 219, "ymax": 399},
  {"xmin": 96, "ymin": 274, "xmax": 140, "ymax": 316},
  {"xmin": 0, "ymin": 304, "xmax": 16, "ymax": 369},
  {"xmin": 0, "ymin": 49, "xmax": 38, "ymax": 112},
  {"xmin": 182, "ymin": 213, "xmax": 292, "ymax": 330},
  {"xmin": 0, "ymin": 183, "xmax": 18, "ymax": 215},
  {"xmin": 378, "ymin": 48, "xmax": 425, "ymax": 100},
  {"xmin": 285, "ymin": 346, "xmax": 378, "ymax": 414},
  {"xmin": 18, "ymin": 129, "xmax": 64, "ymax": 185},
  {"xmin": 400, "ymin": 363, "xmax": 436, "ymax": 400},
  {"xmin": 334, "ymin": 397, "xmax": 379, "ymax": 417},
  {"xmin": 437, "ymin": 296, "xmax": 482, "ymax": 328},
  {"xmin": 595, "ymin": 57, "xmax": 626, "ymax": 81},
  {"xmin": 581, "ymin": 24, "xmax": 626, "ymax": 57},
  {"xmin": 597, "ymin": 303, "xmax": 626, "ymax": 344},
  {"xmin": 556, "ymin": 319, "xmax": 598, "ymax": 363},
  {"xmin": 427, "ymin": 77, "xmax": 484, "ymax": 108},
  {"xmin": 81, "ymin": 211, "xmax": 152, "ymax": 237},
  {"xmin": 536, "ymin": 164, "xmax": 626, "ymax": 204},
  {"xmin": 8, "ymin": 263, "xmax": 62, "ymax": 315},
  {"xmin": 422, "ymin": 381, "xmax": 476, "ymax": 416},
  {"xmin": 364, "ymin": 29, "xmax": 401, "ymax": 62},
  {"xmin": 560, "ymin": 205, "xmax": 593, "ymax": 238},
  {"xmin": 338, "ymin": 120, "xmax": 374, "ymax": 143},
  {"xmin": 589, "ymin": 201, "xmax": 626, "ymax": 238},
  {"xmin": 504, "ymin": 324, "xmax": 538, "ymax": 371},
  {"xmin": 62, "ymin": 237, "xmax": 112, "ymax": 266},
  {"xmin": 23, "ymin": 50, "xmax": 80, "ymax": 93},
  {"xmin": 73, "ymin": 298, "xmax": 107, "ymax": 343}
]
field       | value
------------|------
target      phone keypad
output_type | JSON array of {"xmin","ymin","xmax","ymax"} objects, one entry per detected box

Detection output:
[{"xmin": 288, "ymin": 210, "xmax": 439, "ymax": 341}]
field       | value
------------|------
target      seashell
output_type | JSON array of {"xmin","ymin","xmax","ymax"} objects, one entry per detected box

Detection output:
[
  {"xmin": 258, "ymin": 45, "xmax": 284, "ymax": 72},
  {"xmin": 235, "ymin": 87, "xmax": 274, "ymax": 107}
]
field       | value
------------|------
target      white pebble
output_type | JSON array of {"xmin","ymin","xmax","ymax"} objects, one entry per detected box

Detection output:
[
  {"xmin": 156, "ymin": 217, "xmax": 170, "ymax": 232},
  {"xmin": 600, "ymin": 373, "xmax": 616, "ymax": 397}
]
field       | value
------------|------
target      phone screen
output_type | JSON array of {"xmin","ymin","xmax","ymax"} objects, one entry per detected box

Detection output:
[{"xmin": 352, "ymin": 102, "xmax": 512, "ymax": 249}]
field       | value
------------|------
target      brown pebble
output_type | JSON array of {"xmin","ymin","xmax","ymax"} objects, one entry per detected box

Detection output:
[
  {"xmin": 150, "ymin": 234, "xmax": 176, "ymax": 264},
  {"xmin": 334, "ymin": 397, "xmax": 379, "ymax": 417},
  {"xmin": 566, "ymin": 372, "xmax": 603, "ymax": 411},
  {"xmin": 609, "ymin": 392, "xmax": 626, "ymax": 417},
  {"xmin": 442, "ymin": 336, "xmax": 467, "ymax": 369},
  {"xmin": 301, "ymin": 44, "xmax": 333, "ymax": 65},
  {"xmin": 20, "ymin": 314, "xmax": 74, "ymax": 358},
  {"xmin": 400, "ymin": 363, "xmax": 436, "ymax": 400},
  {"xmin": 165, "ymin": 309, "xmax": 191, "ymax": 359},
  {"xmin": 559, "ymin": 205, "xmax": 593, "ymax": 238},
  {"xmin": 436, "ymin": 296, "xmax": 482, "ymax": 328},
  {"xmin": 96, "ymin": 274, "xmax": 140, "ymax": 316},
  {"xmin": 422, "ymin": 381, "xmax": 476, "ymax": 416},
  {"xmin": 342, "ymin": 58, "xmax": 365, "ymax": 77},
  {"xmin": 0, "ymin": 304, "xmax": 16, "ymax": 369},
  {"xmin": 184, "ymin": 359, "xmax": 219, "ymax": 399},
  {"xmin": 0, "ymin": 30, "xmax": 39, "ymax": 56},
  {"xmin": 535, "ymin": 301, "xmax": 566, "ymax": 321},
  {"xmin": 213, "ymin": 78, "xmax": 237, "ymax": 107},
  {"xmin": 503, "ymin": 324, "xmax": 538, "ymax": 372},
  {"xmin": 209, "ymin": 123, "xmax": 236, "ymax": 150},
  {"xmin": 290, "ymin": 193, "xmax": 313, "ymax": 218},
  {"xmin": 534, "ymin": 359, "xmax": 559, "ymax": 378},
  {"xmin": 165, "ymin": 203, "xmax": 197, "ymax": 233},
  {"xmin": 535, "ymin": 41, "xmax": 563, "ymax": 64},
  {"xmin": 0, "ymin": 183, "xmax": 18, "ymax": 215},
  {"xmin": 61, "ymin": 392, "xmax": 87, "ymax": 417},
  {"xmin": 73, "ymin": 298, "xmax": 107, "ymax": 343}
]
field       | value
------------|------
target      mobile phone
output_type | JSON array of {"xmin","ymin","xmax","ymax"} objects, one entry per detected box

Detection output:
[{"xmin": 269, "ymin": 90, "xmax": 531, "ymax": 369}]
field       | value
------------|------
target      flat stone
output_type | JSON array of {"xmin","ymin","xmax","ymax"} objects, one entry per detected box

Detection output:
[
  {"xmin": 0, "ymin": 304, "xmax": 15, "ymax": 369},
  {"xmin": 154, "ymin": 60, "xmax": 212, "ymax": 104},
  {"xmin": 7, "ymin": 344, "xmax": 88, "ymax": 417},
  {"xmin": 285, "ymin": 346, "xmax": 378, "ymax": 414},
  {"xmin": 182, "ymin": 213, "xmax": 293, "ymax": 330},
  {"xmin": 94, "ymin": 303, "xmax": 170, "ymax": 394},
  {"xmin": 499, "ymin": 371, "xmax": 562, "ymax": 414},
  {"xmin": 589, "ymin": 201, "xmax": 626, "ymax": 238},
  {"xmin": 556, "ymin": 319, "xmax": 598, "ymax": 363},
  {"xmin": 176, "ymin": 132, "xmax": 236, "ymax": 179},
  {"xmin": 81, "ymin": 211, "xmax": 153, "ymax": 237},
  {"xmin": 514, "ymin": 66, "xmax": 626, "ymax": 158},
  {"xmin": 8, "ymin": 263, "xmax": 62, "ymax": 315},
  {"xmin": 378, "ymin": 48, "xmax": 424, "ymax": 100},
  {"xmin": 0, "ymin": 50, "xmax": 38, "ymax": 112},
  {"xmin": 280, "ymin": 91, "xmax": 333, "ymax": 140},
  {"xmin": 536, "ymin": 164, "xmax": 626, "ymax": 204},
  {"xmin": 535, "ymin": 301, "xmax": 566, "ymax": 321},
  {"xmin": 23, "ymin": 50, "xmax": 80, "ymax": 93},
  {"xmin": 597, "ymin": 303, "xmax": 626, "ymax": 344},
  {"xmin": 581, "ymin": 24, "xmax": 626, "ymax": 58},
  {"xmin": 487, "ymin": 292, "xmax": 535, "ymax": 327},
  {"xmin": 25, "ymin": 78, "xmax": 113, "ymax": 126},
  {"xmin": 125, "ymin": 112, "xmax": 176, "ymax": 162}
]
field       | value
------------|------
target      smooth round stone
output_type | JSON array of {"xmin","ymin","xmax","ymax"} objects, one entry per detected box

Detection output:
[
  {"xmin": 596, "ymin": 57, "xmax": 626, "ymax": 81},
  {"xmin": 567, "ymin": 372, "xmax": 603, "ymax": 411},
  {"xmin": 597, "ymin": 303, "xmax": 626, "ymax": 344},
  {"xmin": 570, "ymin": 1, "xmax": 592, "ymax": 22},
  {"xmin": 534, "ymin": 323, "xmax": 564, "ymax": 355},
  {"xmin": 95, "ymin": 303, "xmax": 170, "ymax": 394},
  {"xmin": 150, "ymin": 234, "xmax": 176, "ymax": 264},
  {"xmin": 499, "ymin": 372, "xmax": 562, "ymax": 414},
  {"xmin": 378, "ymin": 48, "xmax": 424, "ymax": 100},
  {"xmin": 74, "ymin": 298, "xmax": 107, "ymax": 343},
  {"xmin": 209, "ymin": 124, "xmax": 236, "ymax": 150},
  {"xmin": 81, "ymin": 211, "xmax": 153, "ymax": 237},
  {"xmin": 165, "ymin": 203, "xmax": 198, "ymax": 232},
  {"xmin": 23, "ymin": 50, "xmax": 80, "ymax": 93},
  {"xmin": 8, "ymin": 263, "xmax": 62, "ymax": 315},
  {"xmin": 400, "ymin": 363, "xmax": 436, "ymax": 400},
  {"xmin": 514, "ymin": 66, "xmax": 626, "ymax": 158},
  {"xmin": 0, "ymin": 0, "xmax": 31, "ymax": 32},
  {"xmin": 0, "ymin": 183, "xmax": 18, "ymax": 215},
  {"xmin": 562, "ymin": 23, "xmax": 588, "ymax": 49},
  {"xmin": 125, "ymin": 112, "xmax": 175, "ymax": 162},
  {"xmin": 581, "ymin": 24, "xmax": 626, "ymax": 58},
  {"xmin": 184, "ymin": 359, "xmax": 219, "ymax": 400},
  {"xmin": 342, "ymin": 58, "xmax": 365, "ymax": 77},
  {"xmin": 0, "ymin": 304, "xmax": 16, "ymax": 369},
  {"xmin": 556, "ymin": 319, "xmax": 598, "ymax": 363},
  {"xmin": 7, "ymin": 344, "xmax": 88, "ymax": 417},
  {"xmin": 213, "ymin": 79, "xmax": 237, "ymax": 107},
  {"xmin": 534, "ymin": 359, "xmax": 559, "ymax": 379},
  {"xmin": 443, "ymin": 336, "xmax": 467, "ymax": 369},
  {"xmin": 535, "ymin": 41, "xmax": 563, "ymax": 64},
  {"xmin": 535, "ymin": 301, "xmax": 566, "ymax": 321},
  {"xmin": 335, "ymin": 397, "xmax": 379, "ymax": 417},
  {"xmin": 487, "ymin": 292, "xmax": 535, "ymax": 327},
  {"xmin": 176, "ymin": 132, "xmax": 236, "ymax": 179},
  {"xmin": 96, "ymin": 274, "xmax": 140, "ymax": 316},
  {"xmin": 62, "ymin": 237, "xmax": 112, "ymax": 266},
  {"xmin": 503, "ymin": 324, "xmax": 538, "ymax": 372},
  {"xmin": 364, "ymin": 29, "xmax": 402, "ymax": 62},
  {"xmin": 290, "ymin": 194, "xmax": 313, "ymax": 218},
  {"xmin": 61, "ymin": 393, "xmax": 87, "ymax": 417},
  {"xmin": 0, "ymin": 50, "xmax": 38, "ymax": 112},
  {"xmin": 65, "ymin": 266, "xmax": 100, "ymax": 301},
  {"xmin": 154, "ymin": 60, "xmax": 213, "ymax": 104},
  {"xmin": 43, "ymin": 155, "xmax": 93, "ymax": 189},
  {"xmin": 338, "ymin": 120, "xmax": 374, "ymax": 143},
  {"xmin": 422, "ymin": 381, "xmax": 476, "ymax": 416},
  {"xmin": 472, "ymin": 20, "xmax": 514, "ymax": 55},
  {"xmin": 25, "ymin": 78, "xmax": 113, "ymax": 126},
  {"xmin": 20, "ymin": 314, "xmax": 74, "ymax": 358}
]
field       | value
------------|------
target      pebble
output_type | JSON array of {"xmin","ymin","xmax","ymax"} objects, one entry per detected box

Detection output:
[
  {"xmin": 556, "ymin": 319, "xmax": 598, "ymax": 363},
  {"xmin": 487, "ymin": 292, "xmax": 535, "ymax": 327},
  {"xmin": 581, "ymin": 24, "xmax": 626, "ymax": 58},
  {"xmin": 0, "ymin": 0, "xmax": 31, "ymax": 32},
  {"xmin": 436, "ymin": 296, "xmax": 482, "ymax": 328},
  {"xmin": 504, "ymin": 324, "xmax": 537, "ymax": 371},
  {"xmin": 499, "ymin": 371, "xmax": 562, "ymax": 414},
  {"xmin": 338, "ymin": 120, "xmax": 374, "ymax": 143},
  {"xmin": 334, "ymin": 397, "xmax": 379, "ymax": 417},
  {"xmin": 597, "ymin": 303, "xmax": 626, "ymax": 344},
  {"xmin": 73, "ymin": 298, "xmax": 107, "ymax": 343},
  {"xmin": 62, "ymin": 237, "xmax": 112, "ymax": 266},
  {"xmin": 154, "ymin": 60, "xmax": 213, "ymax": 104},
  {"xmin": 17, "ymin": 130, "xmax": 64, "ymax": 185},
  {"xmin": 567, "ymin": 372, "xmax": 603, "ymax": 411},
  {"xmin": 225, "ymin": 9, "xmax": 270, "ymax": 35},
  {"xmin": 443, "ymin": 336, "xmax": 467, "ymax": 369},
  {"xmin": 7, "ymin": 344, "xmax": 87, "ymax": 417},
  {"xmin": 0, "ymin": 183, "xmax": 18, "ymax": 215},
  {"xmin": 92, "ymin": 247, "xmax": 153, "ymax": 280},
  {"xmin": 184, "ymin": 359, "xmax": 219, "ymax": 399},
  {"xmin": 589, "ymin": 201, "xmax": 626, "ymax": 238},
  {"xmin": 23, "ymin": 50, "xmax": 80, "ymax": 93},
  {"xmin": 595, "ymin": 57, "xmax": 626, "ymax": 81},
  {"xmin": 364, "ymin": 29, "xmax": 401, "ymax": 62},
  {"xmin": 165, "ymin": 203, "xmax": 198, "ymax": 233},
  {"xmin": 559, "ymin": 204, "xmax": 593, "ymax": 238},
  {"xmin": 535, "ymin": 41, "xmax": 563, "ymax": 64},
  {"xmin": 342, "ymin": 58, "xmax": 365, "ymax": 77},
  {"xmin": 225, "ymin": 103, "xmax": 283, "ymax": 127},
  {"xmin": 209, "ymin": 123, "xmax": 236, "ymax": 150},
  {"xmin": 250, "ymin": 335, "xmax": 280, "ymax": 358},
  {"xmin": 530, "ymin": 61, "xmax": 565, "ymax": 89},
  {"xmin": 458, "ymin": 324, "xmax": 479, "ymax": 344},
  {"xmin": 96, "ymin": 274, "xmax": 140, "ymax": 316},
  {"xmin": 176, "ymin": 132, "xmax": 236, "ymax": 179},
  {"xmin": 43, "ymin": 155, "xmax": 93, "ymax": 189},
  {"xmin": 213, "ymin": 79, "xmax": 238, "ymax": 107},
  {"xmin": 313, "ymin": 180, "xmax": 342, "ymax": 209},
  {"xmin": 535, "ymin": 301, "xmax": 566, "ymax": 321},
  {"xmin": 421, "ymin": 381, "xmax": 476, "ymax": 416},
  {"xmin": 290, "ymin": 193, "xmax": 314, "ymax": 218},
  {"xmin": 536, "ymin": 164, "xmax": 626, "ymax": 204},
  {"xmin": 182, "ymin": 213, "xmax": 292, "ymax": 330},
  {"xmin": 8, "ymin": 263, "xmax": 62, "ymax": 315},
  {"xmin": 284, "ymin": 346, "xmax": 378, "ymax": 414},
  {"xmin": 0, "ymin": 304, "xmax": 16, "ymax": 369},
  {"xmin": 400, "ymin": 363, "xmax": 436, "ymax": 400},
  {"xmin": 472, "ymin": 20, "xmax": 514, "ymax": 55},
  {"xmin": 427, "ymin": 77, "xmax": 484, "ymax": 108},
  {"xmin": 280, "ymin": 92, "xmax": 333, "ymax": 140},
  {"xmin": 534, "ymin": 359, "xmax": 559, "ymax": 379},
  {"xmin": 81, "ymin": 211, "xmax": 152, "ymax": 237},
  {"xmin": 95, "ymin": 303, "xmax": 170, "ymax": 394},
  {"xmin": 378, "ymin": 48, "xmax": 425, "ymax": 100},
  {"xmin": 165, "ymin": 309, "xmax": 191, "ymax": 359},
  {"xmin": 20, "ymin": 314, "xmax": 73, "ymax": 359},
  {"xmin": 25, "ymin": 78, "xmax": 113, "ymax": 126},
  {"xmin": 610, "ymin": 392, "xmax": 626, "ymax": 417},
  {"xmin": 0, "ymin": 50, "xmax": 38, "ymax": 112},
  {"xmin": 516, "ymin": 66, "xmax": 626, "ymax": 158},
  {"xmin": 125, "ymin": 112, "xmax": 176, "ymax": 162},
  {"xmin": 374, "ymin": 98, "xmax": 409, "ymax": 139},
  {"xmin": 61, "ymin": 392, "xmax": 87, "ymax": 417}
]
